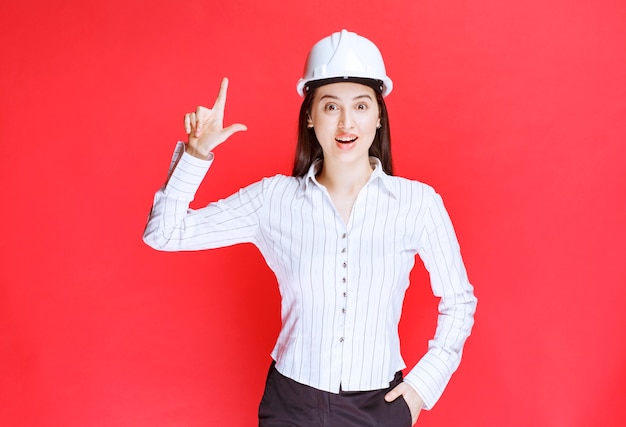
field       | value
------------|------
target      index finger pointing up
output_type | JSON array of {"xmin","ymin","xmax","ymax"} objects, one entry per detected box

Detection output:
[{"xmin": 212, "ymin": 77, "xmax": 230, "ymax": 112}]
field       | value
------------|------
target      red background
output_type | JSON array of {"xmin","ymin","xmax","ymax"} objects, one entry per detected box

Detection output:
[{"xmin": 1, "ymin": 0, "xmax": 625, "ymax": 426}]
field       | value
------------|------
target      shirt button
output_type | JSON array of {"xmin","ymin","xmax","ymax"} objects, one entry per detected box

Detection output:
[
  {"xmin": 343, "ymin": 292, "xmax": 347, "ymax": 297},
  {"xmin": 342, "ymin": 308, "xmax": 346, "ymax": 313},
  {"xmin": 342, "ymin": 262, "xmax": 347, "ymax": 268},
  {"xmin": 339, "ymin": 337, "xmax": 344, "ymax": 343},
  {"xmin": 342, "ymin": 278, "xmax": 346, "ymax": 283},
  {"xmin": 341, "ymin": 248, "xmax": 346, "ymax": 253},
  {"xmin": 342, "ymin": 233, "xmax": 347, "ymax": 239}
]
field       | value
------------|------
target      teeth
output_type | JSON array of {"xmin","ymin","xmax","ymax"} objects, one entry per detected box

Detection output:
[{"xmin": 336, "ymin": 137, "xmax": 357, "ymax": 142}]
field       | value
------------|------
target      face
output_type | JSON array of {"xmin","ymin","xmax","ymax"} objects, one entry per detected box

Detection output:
[{"xmin": 307, "ymin": 82, "xmax": 381, "ymax": 167}]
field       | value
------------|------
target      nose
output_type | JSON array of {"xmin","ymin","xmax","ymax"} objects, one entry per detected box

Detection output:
[{"xmin": 338, "ymin": 110, "xmax": 354, "ymax": 129}]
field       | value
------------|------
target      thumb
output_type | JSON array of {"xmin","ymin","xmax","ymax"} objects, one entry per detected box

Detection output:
[
  {"xmin": 222, "ymin": 123, "xmax": 248, "ymax": 139},
  {"xmin": 384, "ymin": 387, "xmax": 401, "ymax": 402}
]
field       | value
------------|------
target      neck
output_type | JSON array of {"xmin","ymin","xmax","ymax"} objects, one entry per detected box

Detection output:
[{"xmin": 317, "ymin": 157, "xmax": 374, "ymax": 195}]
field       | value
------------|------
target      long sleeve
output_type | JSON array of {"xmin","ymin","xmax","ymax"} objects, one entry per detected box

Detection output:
[
  {"xmin": 403, "ymin": 190, "xmax": 477, "ymax": 410},
  {"xmin": 143, "ymin": 142, "xmax": 264, "ymax": 251}
]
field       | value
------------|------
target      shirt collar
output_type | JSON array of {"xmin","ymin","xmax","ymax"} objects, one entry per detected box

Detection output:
[{"xmin": 298, "ymin": 157, "xmax": 397, "ymax": 198}]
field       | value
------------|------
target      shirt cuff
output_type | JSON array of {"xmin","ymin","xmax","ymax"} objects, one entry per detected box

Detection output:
[
  {"xmin": 403, "ymin": 354, "xmax": 452, "ymax": 410},
  {"xmin": 163, "ymin": 141, "xmax": 214, "ymax": 199}
]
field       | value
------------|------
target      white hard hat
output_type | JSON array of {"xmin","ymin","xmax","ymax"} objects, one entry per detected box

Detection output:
[{"xmin": 297, "ymin": 29, "xmax": 393, "ymax": 97}]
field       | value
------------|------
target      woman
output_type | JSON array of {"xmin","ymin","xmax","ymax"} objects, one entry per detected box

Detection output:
[{"xmin": 144, "ymin": 29, "xmax": 477, "ymax": 426}]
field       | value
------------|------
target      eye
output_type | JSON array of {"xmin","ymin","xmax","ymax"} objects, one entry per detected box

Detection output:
[
  {"xmin": 356, "ymin": 103, "xmax": 368, "ymax": 110},
  {"xmin": 324, "ymin": 103, "xmax": 339, "ymax": 111}
]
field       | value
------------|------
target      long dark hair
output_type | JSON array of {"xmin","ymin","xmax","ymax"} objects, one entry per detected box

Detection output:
[{"xmin": 291, "ymin": 84, "xmax": 393, "ymax": 177}]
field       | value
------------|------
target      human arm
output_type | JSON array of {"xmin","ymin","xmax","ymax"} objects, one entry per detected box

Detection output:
[
  {"xmin": 401, "ymin": 189, "xmax": 477, "ymax": 410},
  {"xmin": 142, "ymin": 79, "xmax": 259, "ymax": 251}
]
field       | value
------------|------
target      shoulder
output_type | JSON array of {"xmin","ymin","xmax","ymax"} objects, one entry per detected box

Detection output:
[
  {"xmin": 381, "ymin": 174, "xmax": 438, "ymax": 199},
  {"xmin": 257, "ymin": 174, "xmax": 303, "ymax": 194},
  {"xmin": 260, "ymin": 173, "xmax": 301, "ymax": 186}
]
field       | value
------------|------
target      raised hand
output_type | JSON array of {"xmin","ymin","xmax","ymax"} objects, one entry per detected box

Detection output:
[{"xmin": 184, "ymin": 77, "xmax": 247, "ymax": 159}]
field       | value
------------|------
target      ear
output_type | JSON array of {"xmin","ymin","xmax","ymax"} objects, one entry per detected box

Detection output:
[
  {"xmin": 307, "ymin": 115, "xmax": 314, "ymax": 129},
  {"xmin": 376, "ymin": 118, "xmax": 381, "ymax": 129}
]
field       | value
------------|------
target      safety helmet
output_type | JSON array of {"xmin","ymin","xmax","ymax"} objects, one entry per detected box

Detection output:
[{"xmin": 297, "ymin": 29, "xmax": 393, "ymax": 97}]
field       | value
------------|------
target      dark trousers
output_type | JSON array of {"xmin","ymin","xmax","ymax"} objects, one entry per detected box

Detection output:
[{"xmin": 258, "ymin": 363, "xmax": 412, "ymax": 427}]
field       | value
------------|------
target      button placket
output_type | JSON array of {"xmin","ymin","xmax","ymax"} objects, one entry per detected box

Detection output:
[{"xmin": 339, "ymin": 231, "xmax": 348, "ymax": 343}]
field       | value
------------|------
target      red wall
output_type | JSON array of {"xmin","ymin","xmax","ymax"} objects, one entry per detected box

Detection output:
[{"xmin": 1, "ymin": 1, "xmax": 625, "ymax": 426}]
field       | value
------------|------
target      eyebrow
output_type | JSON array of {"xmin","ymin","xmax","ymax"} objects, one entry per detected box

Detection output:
[{"xmin": 318, "ymin": 94, "xmax": 374, "ymax": 101}]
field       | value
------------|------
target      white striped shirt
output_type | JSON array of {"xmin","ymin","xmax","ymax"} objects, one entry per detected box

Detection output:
[{"xmin": 143, "ymin": 142, "xmax": 477, "ymax": 409}]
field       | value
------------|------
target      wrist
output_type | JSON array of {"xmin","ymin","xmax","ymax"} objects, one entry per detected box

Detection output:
[{"xmin": 185, "ymin": 143, "xmax": 211, "ymax": 159}]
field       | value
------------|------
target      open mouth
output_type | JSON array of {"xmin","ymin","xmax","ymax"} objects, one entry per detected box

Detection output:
[{"xmin": 335, "ymin": 136, "xmax": 358, "ymax": 144}]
